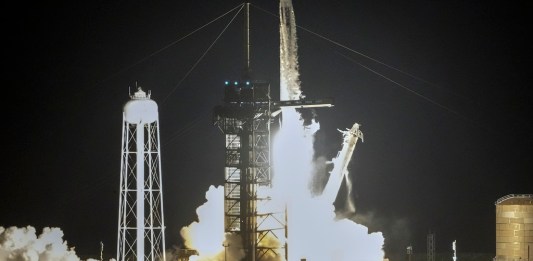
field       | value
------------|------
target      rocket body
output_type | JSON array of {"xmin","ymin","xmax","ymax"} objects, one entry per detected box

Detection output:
[{"xmin": 321, "ymin": 123, "xmax": 363, "ymax": 205}]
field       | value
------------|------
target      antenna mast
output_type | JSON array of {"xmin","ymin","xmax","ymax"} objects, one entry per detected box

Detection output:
[{"xmin": 243, "ymin": 2, "xmax": 251, "ymax": 79}]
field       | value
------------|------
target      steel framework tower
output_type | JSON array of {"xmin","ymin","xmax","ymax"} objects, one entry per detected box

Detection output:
[
  {"xmin": 213, "ymin": 4, "xmax": 333, "ymax": 261},
  {"xmin": 427, "ymin": 232, "xmax": 435, "ymax": 261},
  {"xmin": 117, "ymin": 87, "xmax": 166, "ymax": 261},
  {"xmin": 213, "ymin": 4, "xmax": 285, "ymax": 260},
  {"xmin": 214, "ymin": 78, "xmax": 283, "ymax": 261},
  {"xmin": 213, "ymin": 80, "xmax": 333, "ymax": 261}
]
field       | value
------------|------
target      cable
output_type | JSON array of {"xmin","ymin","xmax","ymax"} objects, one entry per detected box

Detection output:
[
  {"xmin": 251, "ymin": 3, "xmax": 500, "ymax": 134},
  {"xmin": 163, "ymin": 110, "xmax": 211, "ymax": 147},
  {"xmin": 161, "ymin": 4, "xmax": 245, "ymax": 105},
  {"xmin": 339, "ymin": 53, "xmax": 460, "ymax": 116},
  {"xmin": 251, "ymin": 3, "xmax": 472, "ymax": 105},
  {"xmin": 98, "ymin": 3, "xmax": 246, "ymax": 89}
]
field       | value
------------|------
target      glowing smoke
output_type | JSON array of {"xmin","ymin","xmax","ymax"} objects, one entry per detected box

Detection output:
[
  {"xmin": 178, "ymin": 0, "xmax": 385, "ymax": 260},
  {"xmin": 279, "ymin": 0, "xmax": 302, "ymax": 101},
  {"xmin": 0, "ymin": 226, "xmax": 113, "ymax": 261},
  {"xmin": 274, "ymin": 0, "xmax": 385, "ymax": 260},
  {"xmin": 179, "ymin": 186, "xmax": 245, "ymax": 261}
]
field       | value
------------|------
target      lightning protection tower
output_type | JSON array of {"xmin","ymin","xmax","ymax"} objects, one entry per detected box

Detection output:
[{"xmin": 117, "ymin": 87, "xmax": 166, "ymax": 261}]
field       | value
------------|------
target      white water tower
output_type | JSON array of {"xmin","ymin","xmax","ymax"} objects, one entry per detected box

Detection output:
[{"xmin": 117, "ymin": 87, "xmax": 166, "ymax": 261}]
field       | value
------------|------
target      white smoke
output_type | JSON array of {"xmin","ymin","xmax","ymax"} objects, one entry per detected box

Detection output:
[
  {"xmin": 179, "ymin": 186, "xmax": 245, "ymax": 261},
  {"xmin": 272, "ymin": 110, "xmax": 385, "ymax": 261},
  {"xmin": 179, "ymin": 1, "xmax": 385, "ymax": 260},
  {"xmin": 353, "ymin": 212, "xmax": 412, "ymax": 255},
  {"xmin": 275, "ymin": 0, "xmax": 385, "ymax": 260},
  {"xmin": 279, "ymin": 0, "xmax": 302, "ymax": 101},
  {"xmin": 0, "ymin": 226, "xmax": 114, "ymax": 261}
]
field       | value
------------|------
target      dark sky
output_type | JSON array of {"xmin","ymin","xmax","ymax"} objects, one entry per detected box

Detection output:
[{"xmin": 3, "ymin": 0, "xmax": 531, "ymax": 260}]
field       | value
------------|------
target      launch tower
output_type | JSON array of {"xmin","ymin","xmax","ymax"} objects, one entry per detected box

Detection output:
[
  {"xmin": 213, "ymin": 4, "xmax": 283, "ymax": 260},
  {"xmin": 117, "ymin": 87, "xmax": 166, "ymax": 261},
  {"xmin": 213, "ymin": 3, "xmax": 333, "ymax": 261}
]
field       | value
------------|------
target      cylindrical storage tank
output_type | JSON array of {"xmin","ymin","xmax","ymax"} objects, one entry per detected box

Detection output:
[
  {"xmin": 495, "ymin": 194, "xmax": 533, "ymax": 261},
  {"xmin": 123, "ymin": 88, "xmax": 158, "ymax": 124}
]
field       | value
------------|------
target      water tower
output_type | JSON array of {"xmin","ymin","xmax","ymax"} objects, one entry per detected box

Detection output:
[{"xmin": 117, "ymin": 87, "xmax": 166, "ymax": 261}]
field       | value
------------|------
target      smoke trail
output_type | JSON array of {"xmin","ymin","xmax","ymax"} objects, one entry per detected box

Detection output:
[
  {"xmin": 179, "ymin": 0, "xmax": 385, "ymax": 260},
  {"xmin": 0, "ymin": 226, "xmax": 113, "ymax": 261},
  {"xmin": 275, "ymin": 0, "xmax": 385, "ymax": 260},
  {"xmin": 279, "ymin": 0, "xmax": 302, "ymax": 101}
]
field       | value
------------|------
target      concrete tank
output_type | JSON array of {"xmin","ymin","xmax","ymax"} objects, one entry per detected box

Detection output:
[{"xmin": 495, "ymin": 194, "xmax": 533, "ymax": 261}]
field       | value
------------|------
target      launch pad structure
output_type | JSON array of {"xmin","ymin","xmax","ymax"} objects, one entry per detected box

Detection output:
[{"xmin": 213, "ymin": 3, "xmax": 333, "ymax": 261}]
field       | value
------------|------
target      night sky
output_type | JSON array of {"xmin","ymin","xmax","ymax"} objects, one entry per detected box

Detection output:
[{"xmin": 3, "ymin": 0, "xmax": 531, "ymax": 260}]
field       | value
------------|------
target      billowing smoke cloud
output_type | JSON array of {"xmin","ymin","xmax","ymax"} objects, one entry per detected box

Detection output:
[
  {"xmin": 0, "ymin": 226, "xmax": 114, "ymax": 261},
  {"xmin": 310, "ymin": 155, "xmax": 330, "ymax": 196},
  {"xmin": 179, "ymin": 185, "xmax": 245, "ymax": 261},
  {"xmin": 352, "ymin": 211, "xmax": 412, "ymax": 257},
  {"xmin": 276, "ymin": 0, "xmax": 385, "ymax": 260},
  {"xmin": 179, "ymin": 0, "xmax": 386, "ymax": 260}
]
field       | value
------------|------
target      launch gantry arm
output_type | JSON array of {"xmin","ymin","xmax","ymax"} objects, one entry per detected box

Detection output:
[{"xmin": 271, "ymin": 97, "xmax": 334, "ymax": 117}]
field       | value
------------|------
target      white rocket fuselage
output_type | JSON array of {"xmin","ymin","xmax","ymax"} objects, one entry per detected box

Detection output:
[{"xmin": 321, "ymin": 123, "xmax": 363, "ymax": 205}]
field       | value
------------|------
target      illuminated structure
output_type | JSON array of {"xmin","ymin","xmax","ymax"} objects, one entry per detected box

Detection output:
[
  {"xmin": 321, "ymin": 123, "xmax": 363, "ymax": 205},
  {"xmin": 214, "ymin": 77, "xmax": 283, "ymax": 260},
  {"xmin": 212, "ymin": 4, "xmax": 332, "ymax": 261},
  {"xmin": 495, "ymin": 194, "xmax": 533, "ymax": 261},
  {"xmin": 427, "ymin": 232, "xmax": 435, "ymax": 261},
  {"xmin": 406, "ymin": 245, "xmax": 413, "ymax": 261},
  {"xmin": 117, "ymin": 87, "xmax": 166, "ymax": 261},
  {"xmin": 452, "ymin": 240, "xmax": 457, "ymax": 261}
]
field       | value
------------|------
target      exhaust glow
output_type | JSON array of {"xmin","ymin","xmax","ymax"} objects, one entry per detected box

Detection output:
[{"xmin": 179, "ymin": 1, "xmax": 385, "ymax": 260}]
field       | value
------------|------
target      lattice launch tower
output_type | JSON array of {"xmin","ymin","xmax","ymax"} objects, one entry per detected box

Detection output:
[{"xmin": 213, "ymin": 4, "xmax": 333, "ymax": 261}]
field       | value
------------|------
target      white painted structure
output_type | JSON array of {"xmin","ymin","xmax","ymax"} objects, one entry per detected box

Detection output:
[
  {"xmin": 117, "ymin": 87, "xmax": 166, "ymax": 261},
  {"xmin": 321, "ymin": 122, "xmax": 364, "ymax": 205},
  {"xmin": 453, "ymin": 240, "xmax": 457, "ymax": 261}
]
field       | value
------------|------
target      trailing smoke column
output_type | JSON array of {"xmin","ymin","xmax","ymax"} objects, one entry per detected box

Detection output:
[
  {"xmin": 117, "ymin": 87, "xmax": 166, "ymax": 261},
  {"xmin": 278, "ymin": 0, "xmax": 302, "ymax": 260},
  {"xmin": 279, "ymin": 0, "xmax": 302, "ymax": 101}
]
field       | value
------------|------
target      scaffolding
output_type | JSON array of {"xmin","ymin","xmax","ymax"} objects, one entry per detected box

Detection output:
[
  {"xmin": 214, "ymin": 80, "xmax": 287, "ymax": 261},
  {"xmin": 211, "ymin": 4, "xmax": 333, "ymax": 260}
]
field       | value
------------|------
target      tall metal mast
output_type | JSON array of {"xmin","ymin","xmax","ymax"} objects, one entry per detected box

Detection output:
[{"xmin": 243, "ymin": 2, "xmax": 251, "ymax": 79}]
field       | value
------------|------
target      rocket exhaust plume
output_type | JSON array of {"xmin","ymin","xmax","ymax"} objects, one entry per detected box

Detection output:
[
  {"xmin": 179, "ymin": 186, "xmax": 245, "ymax": 261},
  {"xmin": 179, "ymin": 1, "xmax": 385, "ymax": 260},
  {"xmin": 320, "ymin": 123, "xmax": 363, "ymax": 206},
  {"xmin": 274, "ymin": 0, "xmax": 385, "ymax": 260}
]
